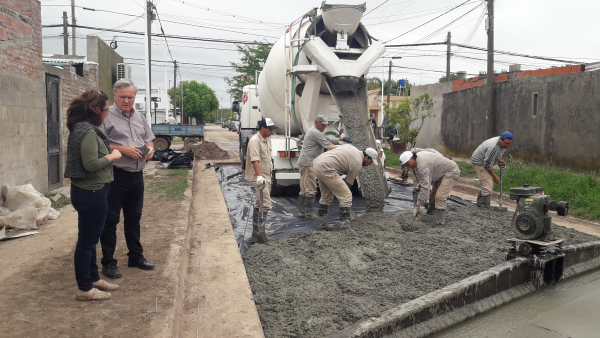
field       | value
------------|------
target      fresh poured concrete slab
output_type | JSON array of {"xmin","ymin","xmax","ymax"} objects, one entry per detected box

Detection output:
[{"xmin": 432, "ymin": 267, "xmax": 600, "ymax": 338}]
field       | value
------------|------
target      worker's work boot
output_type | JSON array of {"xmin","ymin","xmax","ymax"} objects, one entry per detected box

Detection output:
[
  {"xmin": 256, "ymin": 210, "xmax": 269, "ymax": 244},
  {"xmin": 336, "ymin": 207, "xmax": 352, "ymax": 230},
  {"xmin": 476, "ymin": 192, "xmax": 483, "ymax": 207},
  {"xmin": 435, "ymin": 208, "xmax": 446, "ymax": 225},
  {"xmin": 427, "ymin": 202, "xmax": 436, "ymax": 215},
  {"xmin": 317, "ymin": 204, "xmax": 333, "ymax": 231},
  {"xmin": 482, "ymin": 195, "xmax": 491, "ymax": 209},
  {"xmin": 297, "ymin": 195, "xmax": 306, "ymax": 219},
  {"xmin": 251, "ymin": 208, "xmax": 260, "ymax": 238},
  {"xmin": 304, "ymin": 196, "xmax": 318, "ymax": 220}
]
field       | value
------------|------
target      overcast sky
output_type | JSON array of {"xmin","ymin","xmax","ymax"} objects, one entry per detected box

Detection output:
[{"xmin": 41, "ymin": 0, "xmax": 600, "ymax": 108}]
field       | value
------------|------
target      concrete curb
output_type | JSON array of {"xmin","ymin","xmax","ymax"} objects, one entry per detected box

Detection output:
[{"xmin": 329, "ymin": 241, "xmax": 600, "ymax": 338}]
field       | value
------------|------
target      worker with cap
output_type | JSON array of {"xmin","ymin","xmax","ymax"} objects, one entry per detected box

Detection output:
[
  {"xmin": 245, "ymin": 117, "xmax": 278, "ymax": 244},
  {"xmin": 313, "ymin": 144, "xmax": 379, "ymax": 230},
  {"xmin": 399, "ymin": 150, "xmax": 460, "ymax": 225},
  {"xmin": 297, "ymin": 115, "xmax": 351, "ymax": 219},
  {"xmin": 471, "ymin": 131, "xmax": 513, "ymax": 209}
]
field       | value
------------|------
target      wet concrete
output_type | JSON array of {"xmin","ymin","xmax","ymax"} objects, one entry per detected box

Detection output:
[
  {"xmin": 331, "ymin": 88, "xmax": 390, "ymax": 212},
  {"xmin": 217, "ymin": 165, "xmax": 435, "ymax": 253},
  {"xmin": 432, "ymin": 267, "xmax": 600, "ymax": 337},
  {"xmin": 240, "ymin": 204, "xmax": 598, "ymax": 338}
]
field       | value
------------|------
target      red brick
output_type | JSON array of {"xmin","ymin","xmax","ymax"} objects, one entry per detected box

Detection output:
[
  {"xmin": 472, "ymin": 77, "xmax": 479, "ymax": 82},
  {"xmin": 0, "ymin": 26, "xmax": 5, "ymax": 41},
  {"xmin": 552, "ymin": 67, "xmax": 562, "ymax": 75},
  {"xmin": 494, "ymin": 74, "xmax": 508, "ymax": 82},
  {"xmin": 561, "ymin": 66, "xmax": 572, "ymax": 74},
  {"xmin": 571, "ymin": 65, "xmax": 583, "ymax": 72},
  {"xmin": 474, "ymin": 80, "xmax": 483, "ymax": 86},
  {"xmin": 452, "ymin": 78, "xmax": 465, "ymax": 85},
  {"xmin": 453, "ymin": 85, "xmax": 461, "ymax": 91},
  {"xmin": 464, "ymin": 83, "xmax": 473, "ymax": 89}
]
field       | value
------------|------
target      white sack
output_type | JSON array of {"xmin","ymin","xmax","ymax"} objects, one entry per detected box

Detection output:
[{"xmin": 0, "ymin": 184, "xmax": 60, "ymax": 230}]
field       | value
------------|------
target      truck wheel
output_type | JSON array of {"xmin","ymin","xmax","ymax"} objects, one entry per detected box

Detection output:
[
  {"xmin": 153, "ymin": 138, "xmax": 170, "ymax": 151},
  {"xmin": 184, "ymin": 137, "xmax": 199, "ymax": 148}
]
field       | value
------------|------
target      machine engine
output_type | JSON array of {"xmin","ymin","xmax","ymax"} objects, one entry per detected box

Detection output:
[{"xmin": 510, "ymin": 184, "xmax": 569, "ymax": 241}]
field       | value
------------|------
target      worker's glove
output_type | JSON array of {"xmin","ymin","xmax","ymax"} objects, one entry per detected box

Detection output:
[
  {"xmin": 342, "ymin": 136, "xmax": 352, "ymax": 143},
  {"xmin": 413, "ymin": 206, "xmax": 421, "ymax": 219},
  {"xmin": 256, "ymin": 175, "xmax": 266, "ymax": 188}
]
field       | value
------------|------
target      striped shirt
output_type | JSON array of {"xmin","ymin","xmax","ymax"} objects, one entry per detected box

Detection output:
[{"xmin": 471, "ymin": 136, "xmax": 505, "ymax": 170}]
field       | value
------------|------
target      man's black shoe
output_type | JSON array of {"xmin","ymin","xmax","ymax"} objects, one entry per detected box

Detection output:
[
  {"xmin": 102, "ymin": 264, "xmax": 122, "ymax": 279},
  {"xmin": 128, "ymin": 257, "xmax": 155, "ymax": 270}
]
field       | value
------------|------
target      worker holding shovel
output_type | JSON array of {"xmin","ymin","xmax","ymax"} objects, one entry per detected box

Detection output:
[
  {"xmin": 470, "ymin": 131, "xmax": 513, "ymax": 209},
  {"xmin": 245, "ymin": 118, "xmax": 278, "ymax": 244},
  {"xmin": 400, "ymin": 150, "xmax": 460, "ymax": 225}
]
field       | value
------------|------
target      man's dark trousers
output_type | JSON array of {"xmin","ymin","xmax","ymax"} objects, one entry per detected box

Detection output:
[{"xmin": 100, "ymin": 167, "xmax": 145, "ymax": 267}]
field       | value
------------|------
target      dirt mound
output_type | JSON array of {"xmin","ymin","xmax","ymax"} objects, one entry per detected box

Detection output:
[
  {"xmin": 243, "ymin": 206, "xmax": 598, "ymax": 338},
  {"xmin": 183, "ymin": 140, "xmax": 230, "ymax": 160}
]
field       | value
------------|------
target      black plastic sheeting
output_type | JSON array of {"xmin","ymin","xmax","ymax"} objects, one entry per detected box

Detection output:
[{"xmin": 217, "ymin": 165, "xmax": 463, "ymax": 254}]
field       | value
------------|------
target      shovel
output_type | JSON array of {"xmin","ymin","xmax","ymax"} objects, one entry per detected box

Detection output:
[
  {"xmin": 492, "ymin": 162, "xmax": 508, "ymax": 212},
  {"xmin": 256, "ymin": 185, "xmax": 269, "ymax": 244}
]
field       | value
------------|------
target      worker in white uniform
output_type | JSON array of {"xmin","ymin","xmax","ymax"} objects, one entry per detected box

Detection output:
[
  {"xmin": 313, "ymin": 145, "xmax": 378, "ymax": 230},
  {"xmin": 296, "ymin": 115, "xmax": 350, "ymax": 219},
  {"xmin": 400, "ymin": 150, "xmax": 460, "ymax": 225},
  {"xmin": 244, "ymin": 117, "xmax": 278, "ymax": 244}
]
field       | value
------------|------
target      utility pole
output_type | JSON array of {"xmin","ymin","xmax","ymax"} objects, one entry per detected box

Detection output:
[
  {"xmin": 486, "ymin": 0, "xmax": 494, "ymax": 139},
  {"xmin": 180, "ymin": 80, "xmax": 183, "ymax": 124},
  {"xmin": 173, "ymin": 60, "xmax": 177, "ymax": 123},
  {"xmin": 62, "ymin": 12, "xmax": 68, "ymax": 55},
  {"xmin": 144, "ymin": 1, "xmax": 153, "ymax": 126},
  {"xmin": 446, "ymin": 31, "xmax": 451, "ymax": 82},
  {"xmin": 386, "ymin": 60, "xmax": 392, "ymax": 105},
  {"xmin": 71, "ymin": 0, "xmax": 76, "ymax": 55}
]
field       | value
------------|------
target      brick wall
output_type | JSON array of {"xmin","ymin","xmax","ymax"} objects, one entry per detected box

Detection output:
[{"xmin": 0, "ymin": 1, "xmax": 48, "ymax": 191}]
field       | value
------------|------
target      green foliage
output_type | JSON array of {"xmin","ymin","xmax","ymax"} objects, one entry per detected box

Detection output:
[
  {"xmin": 438, "ymin": 73, "xmax": 458, "ymax": 83},
  {"xmin": 205, "ymin": 108, "xmax": 232, "ymax": 123},
  {"xmin": 168, "ymin": 80, "xmax": 219, "ymax": 123},
  {"xmin": 224, "ymin": 44, "xmax": 272, "ymax": 101},
  {"xmin": 367, "ymin": 77, "xmax": 382, "ymax": 91},
  {"xmin": 455, "ymin": 160, "xmax": 476, "ymax": 177},
  {"xmin": 456, "ymin": 158, "xmax": 600, "ymax": 220},
  {"xmin": 384, "ymin": 92, "xmax": 435, "ymax": 149},
  {"xmin": 383, "ymin": 148, "xmax": 400, "ymax": 167},
  {"xmin": 146, "ymin": 169, "xmax": 190, "ymax": 201},
  {"xmin": 383, "ymin": 79, "xmax": 398, "ymax": 96}
]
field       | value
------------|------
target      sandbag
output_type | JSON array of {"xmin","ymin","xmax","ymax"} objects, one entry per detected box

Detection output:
[{"xmin": 0, "ymin": 184, "xmax": 60, "ymax": 230}]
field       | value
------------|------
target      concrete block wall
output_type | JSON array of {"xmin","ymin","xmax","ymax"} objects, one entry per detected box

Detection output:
[
  {"xmin": 441, "ymin": 68, "xmax": 600, "ymax": 172},
  {"xmin": 0, "ymin": 0, "xmax": 48, "ymax": 192},
  {"xmin": 409, "ymin": 82, "xmax": 453, "ymax": 152}
]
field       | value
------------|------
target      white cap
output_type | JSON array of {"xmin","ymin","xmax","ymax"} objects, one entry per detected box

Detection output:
[
  {"xmin": 399, "ymin": 151, "xmax": 413, "ymax": 168},
  {"xmin": 364, "ymin": 147, "xmax": 379, "ymax": 165}
]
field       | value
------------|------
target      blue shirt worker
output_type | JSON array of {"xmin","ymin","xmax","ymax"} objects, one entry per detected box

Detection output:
[{"xmin": 471, "ymin": 131, "xmax": 514, "ymax": 208}]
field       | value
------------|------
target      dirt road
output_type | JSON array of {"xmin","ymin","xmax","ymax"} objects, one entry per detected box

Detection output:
[
  {"xmin": 0, "ymin": 168, "xmax": 192, "ymax": 337},
  {"xmin": 204, "ymin": 124, "xmax": 240, "ymax": 152}
]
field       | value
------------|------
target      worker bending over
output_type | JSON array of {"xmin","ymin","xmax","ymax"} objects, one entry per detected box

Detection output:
[
  {"xmin": 297, "ymin": 115, "xmax": 350, "ymax": 219},
  {"xmin": 471, "ymin": 131, "xmax": 513, "ymax": 208},
  {"xmin": 245, "ymin": 118, "xmax": 278, "ymax": 244},
  {"xmin": 313, "ymin": 145, "xmax": 378, "ymax": 230},
  {"xmin": 400, "ymin": 150, "xmax": 460, "ymax": 225}
]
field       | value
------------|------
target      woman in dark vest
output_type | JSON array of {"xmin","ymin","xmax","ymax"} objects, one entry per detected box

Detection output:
[{"xmin": 64, "ymin": 89, "xmax": 122, "ymax": 301}]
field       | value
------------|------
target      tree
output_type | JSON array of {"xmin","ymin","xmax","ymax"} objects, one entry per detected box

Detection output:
[
  {"xmin": 367, "ymin": 77, "xmax": 382, "ymax": 91},
  {"xmin": 168, "ymin": 80, "xmax": 219, "ymax": 123},
  {"xmin": 224, "ymin": 44, "xmax": 272, "ymax": 101},
  {"xmin": 439, "ymin": 73, "xmax": 458, "ymax": 83},
  {"xmin": 384, "ymin": 92, "xmax": 435, "ymax": 149},
  {"xmin": 383, "ymin": 78, "xmax": 399, "ymax": 96}
]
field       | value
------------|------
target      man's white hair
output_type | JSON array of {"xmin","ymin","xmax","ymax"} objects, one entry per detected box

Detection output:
[{"xmin": 113, "ymin": 79, "xmax": 138, "ymax": 93}]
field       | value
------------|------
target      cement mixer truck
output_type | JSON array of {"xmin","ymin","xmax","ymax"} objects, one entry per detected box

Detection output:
[{"xmin": 238, "ymin": 2, "xmax": 391, "ymax": 209}]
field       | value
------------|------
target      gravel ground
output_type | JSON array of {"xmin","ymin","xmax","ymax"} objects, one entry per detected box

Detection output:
[
  {"xmin": 183, "ymin": 140, "xmax": 230, "ymax": 160},
  {"xmin": 243, "ymin": 206, "xmax": 598, "ymax": 338}
]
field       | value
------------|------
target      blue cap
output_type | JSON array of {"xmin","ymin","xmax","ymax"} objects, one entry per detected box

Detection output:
[{"xmin": 500, "ymin": 131, "xmax": 514, "ymax": 140}]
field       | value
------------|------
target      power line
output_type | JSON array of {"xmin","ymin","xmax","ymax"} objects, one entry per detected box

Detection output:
[
  {"xmin": 151, "ymin": 3, "xmax": 174, "ymax": 62},
  {"xmin": 385, "ymin": 0, "xmax": 474, "ymax": 43},
  {"xmin": 42, "ymin": 24, "xmax": 273, "ymax": 45},
  {"xmin": 363, "ymin": 0, "xmax": 389, "ymax": 17}
]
